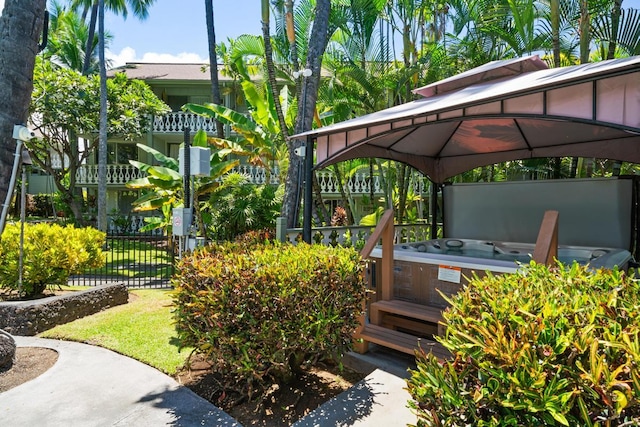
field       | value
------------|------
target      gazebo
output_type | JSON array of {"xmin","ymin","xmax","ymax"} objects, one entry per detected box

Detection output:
[{"xmin": 291, "ymin": 55, "xmax": 640, "ymax": 356}]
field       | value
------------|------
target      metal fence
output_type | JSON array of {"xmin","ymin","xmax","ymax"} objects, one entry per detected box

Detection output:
[{"xmin": 69, "ymin": 230, "xmax": 175, "ymax": 288}]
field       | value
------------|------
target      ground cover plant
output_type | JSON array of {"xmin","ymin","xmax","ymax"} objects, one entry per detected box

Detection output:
[
  {"xmin": 0, "ymin": 223, "xmax": 104, "ymax": 298},
  {"xmin": 407, "ymin": 262, "xmax": 640, "ymax": 426},
  {"xmin": 172, "ymin": 239, "xmax": 368, "ymax": 399}
]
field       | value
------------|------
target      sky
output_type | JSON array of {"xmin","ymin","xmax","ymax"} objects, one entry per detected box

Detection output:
[
  {"xmin": 0, "ymin": 0, "xmax": 639, "ymax": 68},
  {"xmin": 99, "ymin": 0, "xmax": 640, "ymax": 68},
  {"xmin": 103, "ymin": 0, "xmax": 262, "ymax": 67}
]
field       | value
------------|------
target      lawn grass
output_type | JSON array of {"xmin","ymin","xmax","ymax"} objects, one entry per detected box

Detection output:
[
  {"xmin": 40, "ymin": 288, "xmax": 190, "ymax": 375},
  {"xmin": 98, "ymin": 239, "xmax": 173, "ymax": 278}
]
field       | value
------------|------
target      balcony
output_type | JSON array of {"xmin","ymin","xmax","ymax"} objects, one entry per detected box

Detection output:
[
  {"xmin": 153, "ymin": 112, "xmax": 218, "ymax": 133},
  {"xmin": 76, "ymin": 164, "xmax": 145, "ymax": 186},
  {"xmin": 76, "ymin": 164, "xmax": 430, "ymax": 197}
]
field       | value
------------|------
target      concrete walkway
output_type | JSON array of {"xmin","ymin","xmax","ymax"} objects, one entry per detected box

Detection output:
[
  {"xmin": 1, "ymin": 336, "xmax": 240, "ymax": 426},
  {"xmin": 1, "ymin": 337, "xmax": 417, "ymax": 426}
]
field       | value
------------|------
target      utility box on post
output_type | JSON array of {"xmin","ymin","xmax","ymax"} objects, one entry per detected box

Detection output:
[
  {"xmin": 172, "ymin": 208, "xmax": 193, "ymax": 236},
  {"xmin": 179, "ymin": 147, "xmax": 211, "ymax": 177}
]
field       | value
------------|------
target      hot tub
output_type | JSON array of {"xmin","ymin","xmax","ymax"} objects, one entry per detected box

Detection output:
[{"xmin": 369, "ymin": 239, "xmax": 632, "ymax": 308}]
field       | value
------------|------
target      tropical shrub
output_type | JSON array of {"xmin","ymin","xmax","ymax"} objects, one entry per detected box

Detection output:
[
  {"xmin": 32, "ymin": 194, "xmax": 55, "ymax": 217},
  {"xmin": 0, "ymin": 223, "xmax": 105, "ymax": 297},
  {"xmin": 406, "ymin": 262, "xmax": 640, "ymax": 427},
  {"xmin": 204, "ymin": 172, "xmax": 282, "ymax": 241},
  {"xmin": 172, "ymin": 240, "xmax": 367, "ymax": 397}
]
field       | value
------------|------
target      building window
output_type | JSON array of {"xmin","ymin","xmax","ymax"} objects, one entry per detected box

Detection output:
[
  {"xmin": 167, "ymin": 95, "xmax": 189, "ymax": 112},
  {"xmin": 107, "ymin": 143, "xmax": 138, "ymax": 164}
]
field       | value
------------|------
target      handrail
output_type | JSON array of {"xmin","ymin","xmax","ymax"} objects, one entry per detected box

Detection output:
[
  {"xmin": 532, "ymin": 210, "xmax": 559, "ymax": 265},
  {"xmin": 360, "ymin": 209, "xmax": 394, "ymax": 259},
  {"xmin": 359, "ymin": 209, "xmax": 395, "ymax": 301}
]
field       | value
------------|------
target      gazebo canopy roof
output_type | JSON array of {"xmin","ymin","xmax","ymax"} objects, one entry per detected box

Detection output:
[{"xmin": 294, "ymin": 55, "xmax": 640, "ymax": 183}]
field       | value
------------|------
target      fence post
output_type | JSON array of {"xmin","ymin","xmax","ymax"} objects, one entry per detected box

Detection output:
[{"xmin": 276, "ymin": 216, "xmax": 287, "ymax": 242}]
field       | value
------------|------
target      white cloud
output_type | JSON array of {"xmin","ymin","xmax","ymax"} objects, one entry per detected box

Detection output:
[
  {"xmin": 107, "ymin": 47, "xmax": 208, "ymax": 68},
  {"xmin": 0, "ymin": 0, "xmax": 5, "ymax": 16}
]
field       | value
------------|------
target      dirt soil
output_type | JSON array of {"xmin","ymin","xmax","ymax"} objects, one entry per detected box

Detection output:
[
  {"xmin": 0, "ymin": 347, "xmax": 58, "ymax": 393},
  {"xmin": 1, "ymin": 346, "xmax": 367, "ymax": 426},
  {"xmin": 175, "ymin": 354, "xmax": 369, "ymax": 426}
]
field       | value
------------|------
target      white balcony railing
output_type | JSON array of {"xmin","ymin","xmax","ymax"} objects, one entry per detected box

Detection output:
[
  {"xmin": 76, "ymin": 163, "xmax": 431, "ymax": 197},
  {"xmin": 153, "ymin": 112, "xmax": 218, "ymax": 133},
  {"xmin": 76, "ymin": 164, "xmax": 145, "ymax": 185}
]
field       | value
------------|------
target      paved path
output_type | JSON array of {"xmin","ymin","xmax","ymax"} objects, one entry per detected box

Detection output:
[
  {"xmin": 1, "ymin": 337, "xmax": 239, "ymax": 426},
  {"xmin": 1, "ymin": 337, "xmax": 416, "ymax": 426}
]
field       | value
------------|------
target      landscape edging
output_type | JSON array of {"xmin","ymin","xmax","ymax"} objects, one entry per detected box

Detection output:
[{"xmin": 0, "ymin": 283, "xmax": 128, "ymax": 336}]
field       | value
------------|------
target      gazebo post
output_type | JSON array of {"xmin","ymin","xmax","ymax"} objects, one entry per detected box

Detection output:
[
  {"xmin": 302, "ymin": 135, "xmax": 314, "ymax": 243},
  {"xmin": 430, "ymin": 181, "xmax": 439, "ymax": 240}
]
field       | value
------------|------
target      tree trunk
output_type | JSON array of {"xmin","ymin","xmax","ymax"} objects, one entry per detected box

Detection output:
[
  {"xmin": 282, "ymin": 0, "xmax": 331, "ymax": 228},
  {"xmin": 97, "ymin": 0, "xmax": 108, "ymax": 232},
  {"xmin": 579, "ymin": 0, "xmax": 590, "ymax": 64},
  {"xmin": 81, "ymin": 2, "xmax": 98, "ymax": 75},
  {"xmin": 262, "ymin": 2, "xmax": 288, "ymax": 140},
  {"xmin": 205, "ymin": 0, "xmax": 225, "ymax": 139},
  {"xmin": 607, "ymin": 0, "xmax": 622, "ymax": 60},
  {"xmin": 550, "ymin": 0, "xmax": 560, "ymax": 67},
  {"xmin": 0, "ymin": 0, "xmax": 48, "ymax": 211}
]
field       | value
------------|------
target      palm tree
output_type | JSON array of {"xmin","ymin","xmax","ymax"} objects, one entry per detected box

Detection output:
[
  {"xmin": 46, "ymin": 2, "xmax": 103, "ymax": 72},
  {"xmin": 70, "ymin": 0, "xmax": 156, "ymax": 230},
  {"xmin": 0, "ymin": 0, "xmax": 48, "ymax": 216},
  {"xmin": 204, "ymin": 0, "xmax": 225, "ymax": 139},
  {"xmin": 282, "ymin": 0, "xmax": 332, "ymax": 230},
  {"xmin": 70, "ymin": 0, "xmax": 155, "ymax": 75}
]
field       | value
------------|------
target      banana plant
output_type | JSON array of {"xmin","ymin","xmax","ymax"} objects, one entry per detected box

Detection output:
[
  {"xmin": 184, "ymin": 88, "xmax": 289, "ymax": 183},
  {"xmin": 126, "ymin": 129, "xmax": 239, "ymax": 236}
]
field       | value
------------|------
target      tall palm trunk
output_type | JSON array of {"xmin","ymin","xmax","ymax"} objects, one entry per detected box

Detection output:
[
  {"xmin": 97, "ymin": 0, "xmax": 108, "ymax": 232},
  {"xmin": 282, "ymin": 0, "xmax": 331, "ymax": 228},
  {"xmin": 81, "ymin": 2, "xmax": 98, "ymax": 75},
  {"xmin": 607, "ymin": 0, "xmax": 622, "ymax": 59},
  {"xmin": 551, "ymin": 0, "xmax": 560, "ymax": 67},
  {"xmin": 579, "ymin": 0, "xmax": 590, "ymax": 63},
  {"xmin": 205, "ymin": 0, "xmax": 225, "ymax": 139},
  {"xmin": 0, "ymin": 0, "xmax": 48, "ymax": 210},
  {"xmin": 262, "ymin": 0, "xmax": 288, "ymax": 140}
]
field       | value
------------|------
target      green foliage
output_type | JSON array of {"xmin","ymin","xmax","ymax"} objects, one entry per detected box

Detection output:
[
  {"xmin": 0, "ymin": 223, "xmax": 105, "ymax": 297},
  {"xmin": 127, "ymin": 130, "xmax": 239, "ymax": 234},
  {"xmin": 31, "ymin": 194, "xmax": 55, "ymax": 217},
  {"xmin": 407, "ymin": 262, "xmax": 640, "ymax": 426},
  {"xmin": 204, "ymin": 172, "xmax": 282, "ymax": 241},
  {"xmin": 172, "ymin": 241, "xmax": 367, "ymax": 397}
]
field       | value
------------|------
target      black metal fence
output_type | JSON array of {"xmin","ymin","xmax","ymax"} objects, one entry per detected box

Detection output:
[{"xmin": 69, "ymin": 230, "xmax": 175, "ymax": 288}]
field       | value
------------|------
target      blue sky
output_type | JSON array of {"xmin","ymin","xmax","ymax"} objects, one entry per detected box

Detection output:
[
  {"xmin": 104, "ymin": 0, "xmax": 262, "ymax": 66},
  {"xmin": 102, "ymin": 0, "xmax": 640, "ymax": 67},
  {"xmin": 1, "ymin": 0, "xmax": 639, "ymax": 67}
]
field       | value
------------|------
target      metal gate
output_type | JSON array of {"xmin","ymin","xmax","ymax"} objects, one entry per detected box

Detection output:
[{"xmin": 70, "ymin": 230, "xmax": 175, "ymax": 288}]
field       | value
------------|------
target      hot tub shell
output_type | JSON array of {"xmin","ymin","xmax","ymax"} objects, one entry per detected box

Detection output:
[{"xmin": 370, "ymin": 238, "xmax": 632, "ymax": 309}]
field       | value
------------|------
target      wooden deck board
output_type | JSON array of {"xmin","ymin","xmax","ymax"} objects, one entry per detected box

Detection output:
[{"xmin": 357, "ymin": 324, "xmax": 450, "ymax": 359}]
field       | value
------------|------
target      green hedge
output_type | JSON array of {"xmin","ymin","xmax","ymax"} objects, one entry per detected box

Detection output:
[
  {"xmin": 0, "ymin": 223, "xmax": 105, "ymax": 297},
  {"xmin": 407, "ymin": 262, "xmax": 640, "ymax": 427},
  {"xmin": 172, "ymin": 241, "xmax": 367, "ymax": 395}
]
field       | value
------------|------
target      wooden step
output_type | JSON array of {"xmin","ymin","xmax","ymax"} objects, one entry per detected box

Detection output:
[
  {"xmin": 370, "ymin": 299, "xmax": 445, "ymax": 336},
  {"xmin": 357, "ymin": 324, "xmax": 450, "ymax": 359},
  {"xmin": 371, "ymin": 300, "xmax": 443, "ymax": 324}
]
